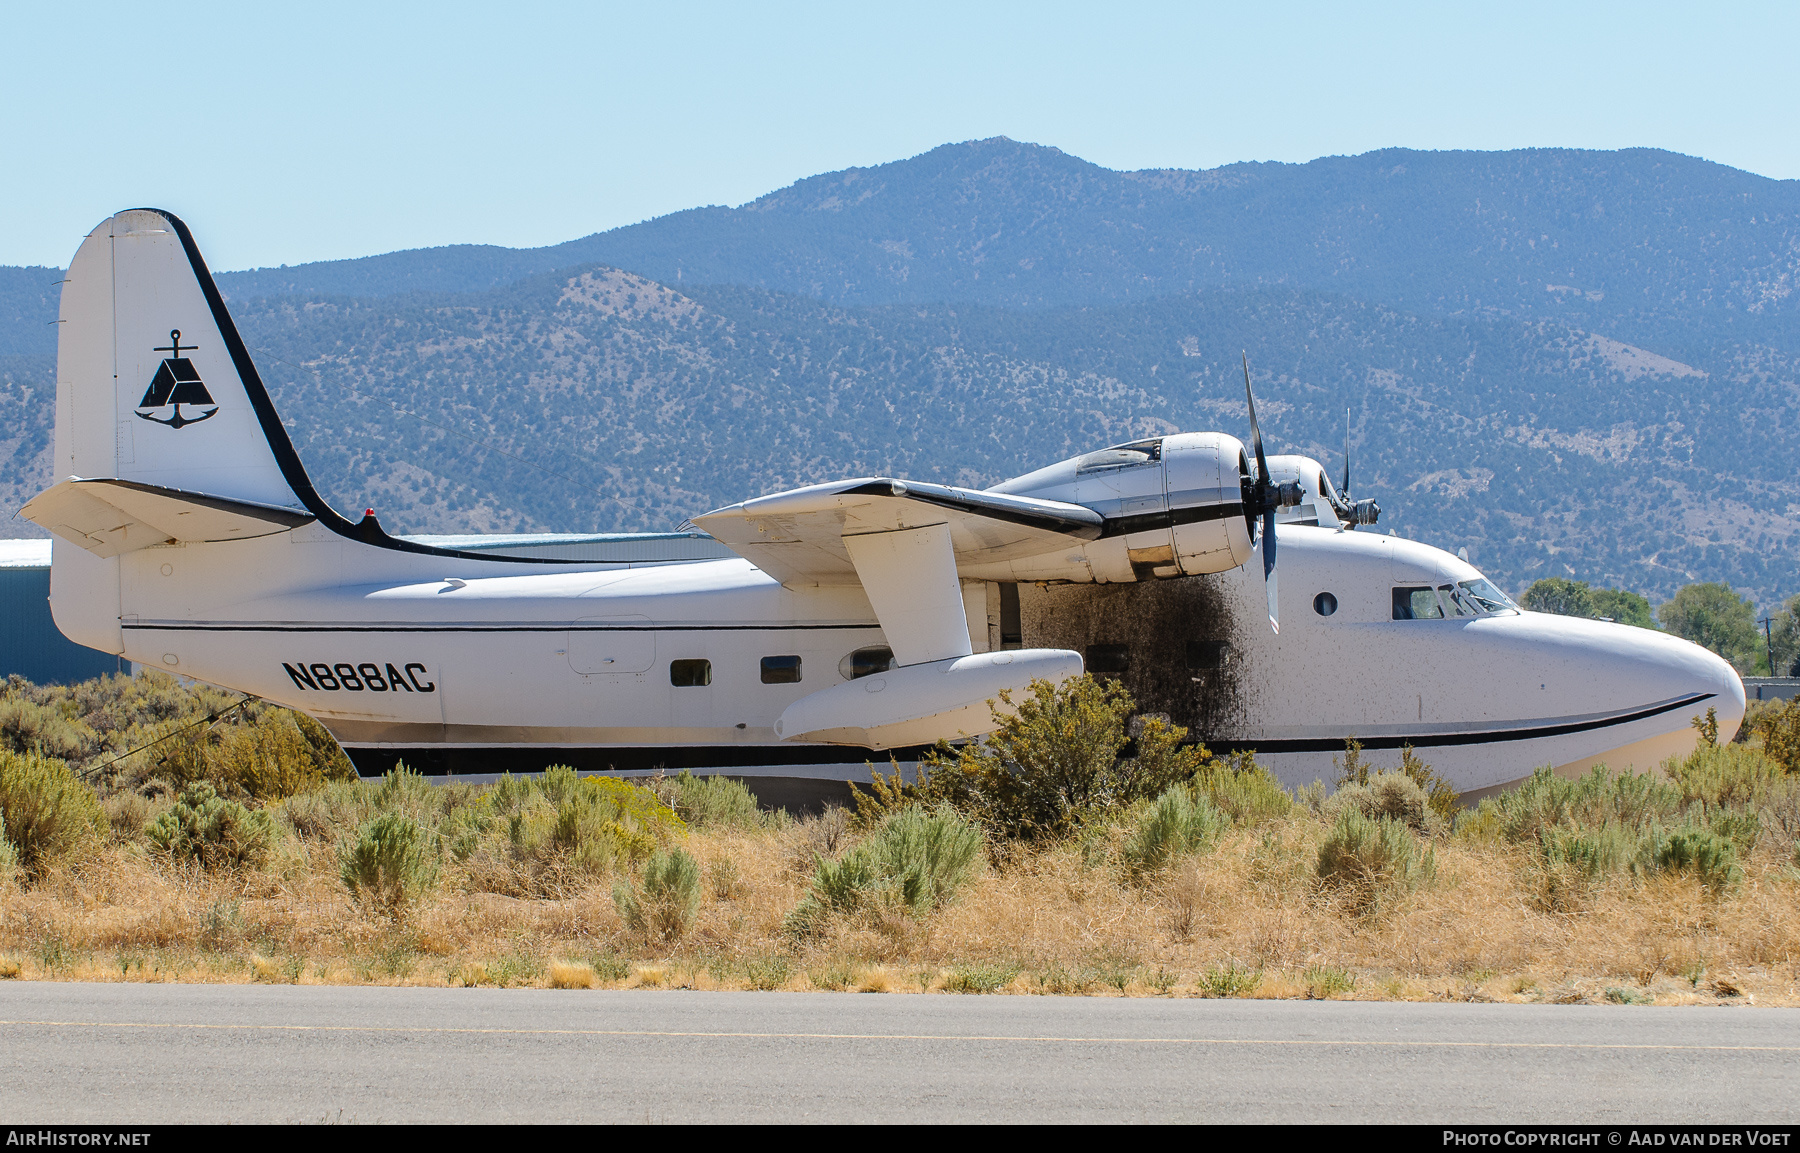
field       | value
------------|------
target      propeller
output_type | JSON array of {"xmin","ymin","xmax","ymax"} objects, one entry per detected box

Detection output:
[
  {"xmin": 1328, "ymin": 405, "xmax": 1381, "ymax": 531},
  {"xmin": 1240, "ymin": 354, "xmax": 1304, "ymax": 634}
]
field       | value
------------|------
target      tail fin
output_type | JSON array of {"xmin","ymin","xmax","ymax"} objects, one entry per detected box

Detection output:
[{"xmin": 54, "ymin": 209, "xmax": 312, "ymax": 510}]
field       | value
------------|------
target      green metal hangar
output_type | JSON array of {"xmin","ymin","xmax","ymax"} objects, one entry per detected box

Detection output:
[{"xmin": 0, "ymin": 539, "xmax": 126, "ymax": 684}]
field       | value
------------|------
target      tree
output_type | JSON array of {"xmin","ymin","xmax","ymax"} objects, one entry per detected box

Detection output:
[
  {"xmin": 1521, "ymin": 577, "xmax": 1592, "ymax": 617},
  {"xmin": 1520, "ymin": 578, "xmax": 1656, "ymax": 629},
  {"xmin": 1657, "ymin": 582, "xmax": 1759, "ymax": 671},
  {"xmin": 1587, "ymin": 587, "xmax": 1656, "ymax": 629}
]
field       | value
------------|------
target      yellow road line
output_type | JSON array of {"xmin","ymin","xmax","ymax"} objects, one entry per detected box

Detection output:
[{"xmin": 0, "ymin": 1020, "xmax": 1794, "ymax": 1052}]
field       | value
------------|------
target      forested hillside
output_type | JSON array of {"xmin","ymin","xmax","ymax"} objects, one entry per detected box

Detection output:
[{"xmin": 2, "ymin": 140, "xmax": 1795, "ymax": 607}]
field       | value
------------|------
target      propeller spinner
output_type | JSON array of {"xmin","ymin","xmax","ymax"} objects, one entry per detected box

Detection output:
[{"xmin": 1240, "ymin": 354, "xmax": 1304, "ymax": 633}]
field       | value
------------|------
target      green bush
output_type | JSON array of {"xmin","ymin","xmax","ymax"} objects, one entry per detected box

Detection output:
[
  {"xmin": 0, "ymin": 749, "xmax": 106, "ymax": 871},
  {"xmin": 788, "ymin": 805, "xmax": 984, "ymax": 936},
  {"xmin": 1470, "ymin": 765, "xmax": 1682, "ymax": 843},
  {"xmin": 884, "ymin": 676, "xmax": 1212, "ymax": 840},
  {"xmin": 340, "ymin": 812, "xmax": 440, "ymax": 914},
  {"xmin": 1316, "ymin": 807, "xmax": 1437, "ymax": 913},
  {"xmin": 1327, "ymin": 770, "xmax": 1440, "ymax": 834},
  {"xmin": 1197, "ymin": 762, "xmax": 1293, "ymax": 825},
  {"xmin": 147, "ymin": 782, "xmax": 276, "ymax": 870},
  {"xmin": 613, "ymin": 847, "xmax": 702, "ymax": 941},
  {"xmin": 1539, "ymin": 823, "xmax": 1640, "ymax": 881},
  {"xmin": 655, "ymin": 771, "xmax": 762, "ymax": 829},
  {"xmin": 1667, "ymin": 743, "xmax": 1785, "ymax": 810},
  {"xmin": 0, "ymin": 817, "xmax": 19, "ymax": 885},
  {"xmin": 1650, "ymin": 827, "xmax": 1742, "ymax": 892},
  {"xmin": 1753, "ymin": 697, "xmax": 1800, "ymax": 773},
  {"xmin": 1120, "ymin": 784, "xmax": 1229, "ymax": 879},
  {"xmin": 457, "ymin": 768, "xmax": 681, "ymax": 897}
]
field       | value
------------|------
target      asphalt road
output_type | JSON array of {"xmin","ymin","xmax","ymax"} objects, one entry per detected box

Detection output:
[{"xmin": 1, "ymin": 983, "xmax": 1796, "ymax": 1123}]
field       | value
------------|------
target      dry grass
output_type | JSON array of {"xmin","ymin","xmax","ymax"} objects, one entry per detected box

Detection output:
[{"xmin": 2, "ymin": 797, "xmax": 1796, "ymax": 1005}]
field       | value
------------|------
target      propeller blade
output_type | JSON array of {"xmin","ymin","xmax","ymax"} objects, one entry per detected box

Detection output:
[
  {"xmin": 1242, "ymin": 352, "xmax": 1268, "ymax": 484},
  {"xmin": 1263, "ymin": 509, "xmax": 1279, "ymax": 634},
  {"xmin": 1342, "ymin": 406, "xmax": 1351, "ymax": 498}
]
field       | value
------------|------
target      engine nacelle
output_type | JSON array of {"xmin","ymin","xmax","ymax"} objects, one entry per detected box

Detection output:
[
  {"xmin": 773, "ymin": 648, "xmax": 1083, "ymax": 749},
  {"xmin": 971, "ymin": 432, "xmax": 1253, "ymax": 584}
]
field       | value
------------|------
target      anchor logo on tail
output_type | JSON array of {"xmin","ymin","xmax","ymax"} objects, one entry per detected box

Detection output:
[{"xmin": 136, "ymin": 329, "xmax": 218, "ymax": 429}]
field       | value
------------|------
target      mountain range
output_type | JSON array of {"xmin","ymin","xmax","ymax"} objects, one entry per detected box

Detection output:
[{"xmin": 1, "ymin": 139, "xmax": 1795, "ymax": 607}]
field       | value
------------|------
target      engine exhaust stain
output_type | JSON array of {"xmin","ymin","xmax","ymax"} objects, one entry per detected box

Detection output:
[{"xmin": 1017, "ymin": 576, "xmax": 1245, "ymax": 741}]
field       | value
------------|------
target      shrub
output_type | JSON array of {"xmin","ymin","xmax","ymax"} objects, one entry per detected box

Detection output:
[
  {"xmin": 0, "ymin": 749, "xmax": 106, "ymax": 870},
  {"xmin": 1197, "ymin": 761, "xmax": 1293, "ymax": 825},
  {"xmin": 613, "ymin": 847, "xmax": 702, "ymax": 941},
  {"xmin": 462, "ymin": 769, "xmax": 680, "ymax": 896},
  {"xmin": 887, "ymin": 676, "xmax": 1211, "ymax": 840},
  {"xmin": 0, "ymin": 819, "xmax": 18, "ymax": 885},
  {"xmin": 1316, "ymin": 807, "xmax": 1436, "ymax": 913},
  {"xmin": 788, "ymin": 805, "xmax": 984, "ymax": 936},
  {"xmin": 1752, "ymin": 698, "xmax": 1800, "ymax": 773},
  {"xmin": 653, "ymin": 771, "xmax": 762, "ymax": 829},
  {"xmin": 147, "ymin": 782, "xmax": 276, "ymax": 870},
  {"xmin": 1472, "ymin": 765, "xmax": 1682, "ymax": 843},
  {"xmin": 340, "ymin": 812, "xmax": 440, "ymax": 915},
  {"xmin": 1327, "ymin": 771, "xmax": 1440, "ymax": 834},
  {"xmin": 1335, "ymin": 740, "xmax": 1459, "ymax": 820},
  {"xmin": 1120, "ymin": 784, "xmax": 1229, "ymax": 879},
  {"xmin": 1199, "ymin": 963, "xmax": 1260, "ymax": 998},
  {"xmin": 1667, "ymin": 743, "xmax": 1785, "ymax": 810},
  {"xmin": 1650, "ymin": 827, "xmax": 1742, "ymax": 892}
]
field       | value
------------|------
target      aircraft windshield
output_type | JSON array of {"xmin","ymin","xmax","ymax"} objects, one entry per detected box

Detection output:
[{"xmin": 1458, "ymin": 578, "xmax": 1518, "ymax": 616}]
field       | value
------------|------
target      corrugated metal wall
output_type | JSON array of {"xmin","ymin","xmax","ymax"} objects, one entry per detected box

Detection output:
[{"xmin": 0, "ymin": 567, "xmax": 125, "ymax": 684}]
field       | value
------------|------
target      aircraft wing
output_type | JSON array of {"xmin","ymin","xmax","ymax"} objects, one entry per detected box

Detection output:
[{"xmin": 692, "ymin": 478, "xmax": 1103, "ymax": 587}]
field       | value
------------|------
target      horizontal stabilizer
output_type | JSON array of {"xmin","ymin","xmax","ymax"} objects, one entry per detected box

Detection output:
[
  {"xmin": 20, "ymin": 477, "xmax": 315, "ymax": 558},
  {"xmin": 693, "ymin": 478, "xmax": 1103, "ymax": 587}
]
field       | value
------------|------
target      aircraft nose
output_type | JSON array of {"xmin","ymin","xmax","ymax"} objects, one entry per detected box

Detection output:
[{"xmin": 1625, "ymin": 624, "xmax": 1746, "ymax": 742}]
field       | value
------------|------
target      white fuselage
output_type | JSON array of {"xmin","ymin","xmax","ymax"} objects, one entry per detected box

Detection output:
[{"xmin": 67, "ymin": 516, "xmax": 1744, "ymax": 794}]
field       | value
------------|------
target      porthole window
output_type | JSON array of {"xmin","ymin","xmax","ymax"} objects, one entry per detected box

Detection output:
[
  {"xmin": 760, "ymin": 655, "xmax": 802, "ymax": 684},
  {"xmin": 1313, "ymin": 592, "xmax": 1338, "ymax": 617},
  {"xmin": 839, "ymin": 646, "xmax": 894, "ymax": 680},
  {"xmin": 670, "ymin": 659, "xmax": 712, "ymax": 687}
]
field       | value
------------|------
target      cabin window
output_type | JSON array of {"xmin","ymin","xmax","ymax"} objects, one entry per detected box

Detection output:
[
  {"xmin": 1313, "ymin": 592, "xmax": 1338, "ymax": 617},
  {"xmin": 760, "ymin": 655, "xmax": 802, "ymax": 684},
  {"xmin": 669, "ymin": 659, "xmax": 712, "ymax": 687},
  {"xmin": 1086, "ymin": 644, "xmax": 1130, "ymax": 674},
  {"xmin": 839, "ymin": 646, "xmax": 894, "ymax": 681},
  {"xmin": 1186, "ymin": 641, "xmax": 1230, "ymax": 671},
  {"xmin": 1392, "ymin": 587, "xmax": 1444, "ymax": 620}
]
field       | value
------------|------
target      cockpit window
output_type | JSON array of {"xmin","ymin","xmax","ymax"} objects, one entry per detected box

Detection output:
[
  {"xmin": 1440, "ymin": 583, "xmax": 1478, "ymax": 618},
  {"xmin": 1075, "ymin": 440, "xmax": 1162, "ymax": 474},
  {"xmin": 1458, "ymin": 578, "xmax": 1519, "ymax": 615},
  {"xmin": 1392, "ymin": 586, "xmax": 1445, "ymax": 620}
]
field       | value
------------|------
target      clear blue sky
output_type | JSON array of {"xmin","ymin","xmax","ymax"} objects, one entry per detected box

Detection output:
[{"xmin": 6, "ymin": 1, "xmax": 1797, "ymax": 270}]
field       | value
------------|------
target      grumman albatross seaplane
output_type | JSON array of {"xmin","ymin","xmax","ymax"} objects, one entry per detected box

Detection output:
[{"xmin": 21, "ymin": 210, "xmax": 1745, "ymax": 799}]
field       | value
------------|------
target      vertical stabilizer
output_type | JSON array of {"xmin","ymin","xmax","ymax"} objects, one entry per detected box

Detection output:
[{"xmin": 56, "ymin": 210, "xmax": 304, "ymax": 508}]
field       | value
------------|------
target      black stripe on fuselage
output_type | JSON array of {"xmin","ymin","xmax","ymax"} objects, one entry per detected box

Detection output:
[
  {"xmin": 1225, "ymin": 693, "xmax": 1715, "ymax": 755},
  {"xmin": 343, "ymin": 743, "xmax": 936, "ymax": 777}
]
